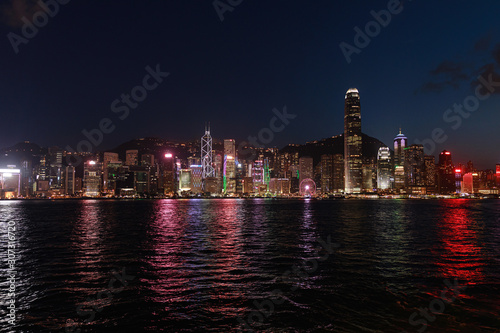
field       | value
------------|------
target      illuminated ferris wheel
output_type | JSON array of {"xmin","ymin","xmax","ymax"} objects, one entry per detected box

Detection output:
[{"xmin": 299, "ymin": 178, "xmax": 316, "ymax": 196}]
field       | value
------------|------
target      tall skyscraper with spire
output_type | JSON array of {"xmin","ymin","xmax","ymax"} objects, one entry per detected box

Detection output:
[
  {"xmin": 393, "ymin": 129, "xmax": 408, "ymax": 191},
  {"xmin": 201, "ymin": 124, "xmax": 215, "ymax": 179},
  {"xmin": 344, "ymin": 88, "xmax": 362, "ymax": 193}
]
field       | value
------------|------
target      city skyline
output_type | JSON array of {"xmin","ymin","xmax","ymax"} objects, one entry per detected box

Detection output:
[{"xmin": 1, "ymin": 2, "xmax": 500, "ymax": 169}]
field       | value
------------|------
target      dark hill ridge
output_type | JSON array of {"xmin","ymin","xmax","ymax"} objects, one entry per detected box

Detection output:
[{"xmin": 280, "ymin": 133, "xmax": 390, "ymax": 166}]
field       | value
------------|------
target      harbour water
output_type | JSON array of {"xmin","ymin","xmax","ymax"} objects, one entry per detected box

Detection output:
[{"xmin": 1, "ymin": 199, "xmax": 499, "ymax": 332}]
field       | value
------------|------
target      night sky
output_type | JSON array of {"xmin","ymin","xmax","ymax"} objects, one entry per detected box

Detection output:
[{"xmin": 1, "ymin": 0, "xmax": 500, "ymax": 168}]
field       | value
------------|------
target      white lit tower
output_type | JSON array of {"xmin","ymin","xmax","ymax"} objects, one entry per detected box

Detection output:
[
  {"xmin": 344, "ymin": 88, "xmax": 363, "ymax": 193},
  {"xmin": 201, "ymin": 124, "xmax": 215, "ymax": 179}
]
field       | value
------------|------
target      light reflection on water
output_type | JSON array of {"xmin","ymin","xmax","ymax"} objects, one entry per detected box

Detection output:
[{"xmin": 0, "ymin": 199, "xmax": 498, "ymax": 332}]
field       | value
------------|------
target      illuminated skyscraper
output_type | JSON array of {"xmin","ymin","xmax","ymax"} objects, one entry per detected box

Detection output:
[
  {"xmin": 201, "ymin": 124, "xmax": 215, "ymax": 179},
  {"xmin": 393, "ymin": 129, "xmax": 407, "ymax": 191},
  {"xmin": 299, "ymin": 156, "xmax": 314, "ymax": 184},
  {"xmin": 438, "ymin": 150, "xmax": 455, "ymax": 194},
  {"xmin": 83, "ymin": 160, "xmax": 102, "ymax": 197},
  {"xmin": 344, "ymin": 88, "xmax": 362, "ymax": 193},
  {"xmin": 404, "ymin": 144, "xmax": 425, "ymax": 193},
  {"xmin": 377, "ymin": 147, "xmax": 391, "ymax": 190},
  {"xmin": 223, "ymin": 139, "xmax": 236, "ymax": 194},
  {"xmin": 496, "ymin": 164, "xmax": 500, "ymax": 187},
  {"xmin": 424, "ymin": 155, "xmax": 437, "ymax": 192},
  {"xmin": 125, "ymin": 150, "xmax": 139, "ymax": 166}
]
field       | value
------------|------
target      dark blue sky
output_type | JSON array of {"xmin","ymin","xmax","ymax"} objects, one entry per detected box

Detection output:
[{"xmin": 1, "ymin": 0, "xmax": 499, "ymax": 168}]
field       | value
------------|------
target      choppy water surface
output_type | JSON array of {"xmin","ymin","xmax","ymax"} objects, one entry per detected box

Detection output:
[{"xmin": 1, "ymin": 199, "xmax": 499, "ymax": 332}]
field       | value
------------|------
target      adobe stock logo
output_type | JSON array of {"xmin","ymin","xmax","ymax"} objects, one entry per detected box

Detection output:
[
  {"xmin": 339, "ymin": 0, "xmax": 412, "ymax": 64},
  {"xmin": 7, "ymin": 0, "xmax": 71, "ymax": 54}
]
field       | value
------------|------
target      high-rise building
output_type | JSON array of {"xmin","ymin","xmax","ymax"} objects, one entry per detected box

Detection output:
[
  {"xmin": 320, "ymin": 154, "xmax": 333, "ymax": 193},
  {"xmin": 438, "ymin": 150, "xmax": 455, "ymax": 194},
  {"xmin": 496, "ymin": 164, "xmax": 500, "ymax": 187},
  {"xmin": 223, "ymin": 139, "xmax": 236, "ymax": 194},
  {"xmin": 299, "ymin": 156, "xmax": 314, "ymax": 185},
  {"xmin": 141, "ymin": 154, "xmax": 155, "ymax": 167},
  {"xmin": 178, "ymin": 169, "xmax": 191, "ymax": 193},
  {"xmin": 393, "ymin": 129, "xmax": 407, "ymax": 191},
  {"xmin": 64, "ymin": 166, "xmax": 75, "ymax": 196},
  {"xmin": 424, "ymin": 155, "xmax": 437, "ymax": 192},
  {"xmin": 83, "ymin": 160, "xmax": 102, "ymax": 197},
  {"xmin": 125, "ymin": 150, "xmax": 139, "ymax": 166},
  {"xmin": 252, "ymin": 160, "xmax": 264, "ymax": 190},
  {"xmin": 377, "ymin": 147, "xmax": 391, "ymax": 190},
  {"xmin": 190, "ymin": 165, "xmax": 203, "ymax": 193},
  {"xmin": 201, "ymin": 124, "xmax": 215, "ymax": 179},
  {"xmin": 404, "ymin": 144, "xmax": 425, "ymax": 191},
  {"xmin": 162, "ymin": 153, "xmax": 176, "ymax": 195},
  {"xmin": 344, "ymin": 88, "xmax": 362, "ymax": 193},
  {"xmin": 103, "ymin": 152, "xmax": 119, "ymax": 192},
  {"xmin": 462, "ymin": 172, "xmax": 479, "ymax": 194},
  {"xmin": 332, "ymin": 154, "xmax": 344, "ymax": 193}
]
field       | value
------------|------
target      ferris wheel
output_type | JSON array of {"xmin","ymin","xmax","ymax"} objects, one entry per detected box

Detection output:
[{"xmin": 299, "ymin": 178, "xmax": 316, "ymax": 196}]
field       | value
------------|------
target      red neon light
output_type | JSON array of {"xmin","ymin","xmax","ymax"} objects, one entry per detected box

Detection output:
[
  {"xmin": 455, "ymin": 169, "xmax": 462, "ymax": 173},
  {"xmin": 165, "ymin": 153, "xmax": 173, "ymax": 158},
  {"xmin": 445, "ymin": 152, "xmax": 451, "ymax": 155}
]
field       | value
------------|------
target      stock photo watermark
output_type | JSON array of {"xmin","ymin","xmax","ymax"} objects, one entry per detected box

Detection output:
[
  {"xmin": 65, "ymin": 64, "xmax": 169, "ymax": 166},
  {"xmin": 414, "ymin": 72, "xmax": 500, "ymax": 154},
  {"xmin": 237, "ymin": 105, "xmax": 297, "ymax": 160},
  {"xmin": 340, "ymin": 0, "xmax": 412, "ymax": 64},
  {"xmin": 7, "ymin": 0, "xmax": 71, "ymax": 54},
  {"xmin": 401, "ymin": 278, "xmax": 467, "ymax": 333},
  {"xmin": 237, "ymin": 235, "xmax": 340, "ymax": 332},
  {"xmin": 213, "ymin": 0, "xmax": 243, "ymax": 22},
  {"xmin": 4, "ymin": 220, "xmax": 17, "ymax": 327},
  {"xmin": 65, "ymin": 267, "xmax": 135, "ymax": 332}
]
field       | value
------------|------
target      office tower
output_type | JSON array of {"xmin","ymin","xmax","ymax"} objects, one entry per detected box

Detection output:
[
  {"xmin": 454, "ymin": 167, "xmax": 463, "ymax": 193},
  {"xmin": 38, "ymin": 154, "xmax": 48, "ymax": 181},
  {"xmin": 190, "ymin": 165, "xmax": 203, "ymax": 193},
  {"xmin": 64, "ymin": 166, "xmax": 76, "ymax": 196},
  {"xmin": 462, "ymin": 172, "xmax": 479, "ymax": 194},
  {"xmin": 178, "ymin": 169, "xmax": 192, "ymax": 193},
  {"xmin": 424, "ymin": 155, "xmax": 437, "ymax": 192},
  {"xmin": 320, "ymin": 154, "xmax": 333, "ymax": 193},
  {"xmin": 299, "ymin": 156, "xmax": 314, "ymax": 184},
  {"xmin": 438, "ymin": 150, "xmax": 455, "ymax": 194},
  {"xmin": 223, "ymin": 139, "xmax": 236, "ymax": 194},
  {"xmin": 377, "ymin": 147, "xmax": 391, "ymax": 190},
  {"xmin": 162, "ymin": 153, "xmax": 176, "ymax": 195},
  {"xmin": 344, "ymin": 88, "xmax": 362, "ymax": 193},
  {"xmin": 496, "ymin": 164, "xmax": 500, "ymax": 187},
  {"xmin": 362, "ymin": 160, "xmax": 377, "ymax": 192},
  {"xmin": 393, "ymin": 129, "xmax": 407, "ymax": 167},
  {"xmin": 103, "ymin": 152, "xmax": 119, "ymax": 192},
  {"xmin": 0, "ymin": 167, "xmax": 21, "ymax": 199},
  {"xmin": 242, "ymin": 177, "xmax": 254, "ymax": 194},
  {"xmin": 404, "ymin": 144, "xmax": 425, "ymax": 193},
  {"xmin": 125, "ymin": 150, "xmax": 139, "ymax": 166},
  {"xmin": 83, "ymin": 160, "xmax": 102, "ymax": 197},
  {"xmin": 332, "ymin": 154, "xmax": 344, "ymax": 193},
  {"xmin": 393, "ymin": 129, "xmax": 407, "ymax": 191},
  {"xmin": 133, "ymin": 167, "xmax": 150, "ymax": 194},
  {"xmin": 252, "ymin": 160, "xmax": 265, "ymax": 193},
  {"xmin": 141, "ymin": 154, "xmax": 155, "ymax": 167},
  {"xmin": 20, "ymin": 159, "xmax": 33, "ymax": 198},
  {"xmin": 201, "ymin": 124, "xmax": 215, "ymax": 179},
  {"xmin": 48, "ymin": 146, "xmax": 63, "ymax": 189}
]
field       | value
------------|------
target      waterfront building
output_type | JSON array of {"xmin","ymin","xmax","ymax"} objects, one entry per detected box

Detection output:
[{"xmin": 344, "ymin": 88, "xmax": 362, "ymax": 193}]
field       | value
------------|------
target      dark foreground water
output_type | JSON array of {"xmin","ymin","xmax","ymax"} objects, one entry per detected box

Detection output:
[{"xmin": 0, "ymin": 199, "xmax": 499, "ymax": 333}]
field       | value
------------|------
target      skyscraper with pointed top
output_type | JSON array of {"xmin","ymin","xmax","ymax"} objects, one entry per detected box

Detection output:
[
  {"xmin": 201, "ymin": 123, "xmax": 215, "ymax": 179},
  {"xmin": 344, "ymin": 88, "xmax": 363, "ymax": 193}
]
